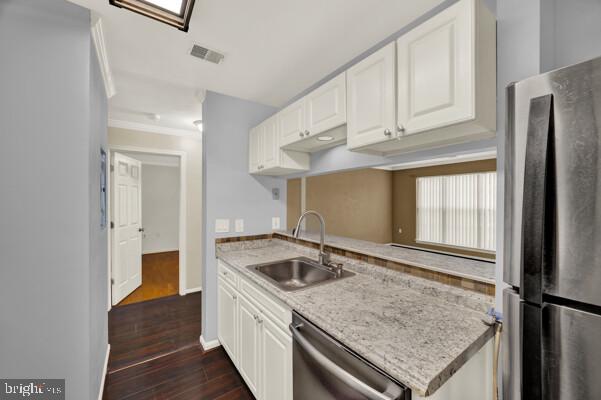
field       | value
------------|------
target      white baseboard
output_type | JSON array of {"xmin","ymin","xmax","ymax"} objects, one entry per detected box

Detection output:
[
  {"xmin": 182, "ymin": 286, "xmax": 202, "ymax": 295},
  {"xmin": 199, "ymin": 335, "xmax": 220, "ymax": 351},
  {"xmin": 98, "ymin": 344, "xmax": 110, "ymax": 400}
]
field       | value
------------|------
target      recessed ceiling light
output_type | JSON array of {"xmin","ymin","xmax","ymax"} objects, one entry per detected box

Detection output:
[
  {"xmin": 193, "ymin": 120, "xmax": 203, "ymax": 132},
  {"xmin": 109, "ymin": 0, "xmax": 196, "ymax": 31},
  {"xmin": 316, "ymin": 136, "xmax": 334, "ymax": 142}
]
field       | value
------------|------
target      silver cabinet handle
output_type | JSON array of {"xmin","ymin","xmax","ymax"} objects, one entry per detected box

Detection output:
[
  {"xmin": 304, "ymin": 130, "xmax": 310, "ymax": 136},
  {"xmin": 384, "ymin": 129, "xmax": 392, "ymax": 136},
  {"xmin": 257, "ymin": 316, "xmax": 263, "ymax": 324},
  {"xmin": 223, "ymin": 270, "xmax": 228, "ymax": 275},
  {"xmin": 397, "ymin": 125, "xmax": 406, "ymax": 134},
  {"xmin": 289, "ymin": 323, "xmax": 396, "ymax": 400},
  {"xmin": 232, "ymin": 294, "xmax": 237, "ymax": 300},
  {"xmin": 299, "ymin": 132, "xmax": 304, "ymax": 138}
]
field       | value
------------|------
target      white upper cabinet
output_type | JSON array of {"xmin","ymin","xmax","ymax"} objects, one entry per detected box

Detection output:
[
  {"xmin": 262, "ymin": 116, "xmax": 279, "ymax": 169},
  {"xmin": 348, "ymin": 0, "xmax": 495, "ymax": 155},
  {"xmin": 304, "ymin": 72, "xmax": 346, "ymax": 138},
  {"xmin": 249, "ymin": 116, "xmax": 309, "ymax": 176},
  {"xmin": 398, "ymin": 0, "xmax": 477, "ymax": 134},
  {"xmin": 394, "ymin": 0, "xmax": 495, "ymax": 153},
  {"xmin": 278, "ymin": 99, "xmax": 306, "ymax": 147},
  {"xmin": 279, "ymin": 73, "xmax": 348, "ymax": 153},
  {"xmin": 346, "ymin": 43, "xmax": 397, "ymax": 150},
  {"xmin": 248, "ymin": 125, "xmax": 262, "ymax": 174}
]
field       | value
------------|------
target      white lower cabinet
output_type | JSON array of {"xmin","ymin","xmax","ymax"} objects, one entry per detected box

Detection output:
[
  {"xmin": 217, "ymin": 278, "xmax": 238, "ymax": 362},
  {"xmin": 237, "ymin": 295, "xmax": 262, "ymax": 396},
  {"xmin": 217, "ymin": 260, "xmax": 293, "ymax": 400},
  {"xmin": 260, "ymin": 314, "xmax": 292, "ymax": 400}
]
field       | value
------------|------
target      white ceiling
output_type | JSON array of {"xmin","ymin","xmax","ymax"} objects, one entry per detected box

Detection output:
[{"xmin": 70, "ymin": 0, "xmax": 443, "ymax": 131}]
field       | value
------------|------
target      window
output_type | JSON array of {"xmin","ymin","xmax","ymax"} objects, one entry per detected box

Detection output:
[
  {"xmin": 416, "ymin": 172, "xmax": 496, "ymax": 252},
  {"xmin": 109, "ymin": 0, "xmax": 196, "ymax": 31}
]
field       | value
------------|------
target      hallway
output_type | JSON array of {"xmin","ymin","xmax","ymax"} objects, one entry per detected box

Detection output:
[
  {"xmin": 104, "ymin": 293, "xmax": 252, "ymax": 399},
  {"xmin": 118, "ymin": 251, "xmax": 180, "ymax": 306}
]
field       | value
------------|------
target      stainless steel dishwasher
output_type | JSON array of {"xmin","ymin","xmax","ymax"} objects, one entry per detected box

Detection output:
[{"xmin": 290, "ymin": 312, "xmax": 409, "ymax": 400}]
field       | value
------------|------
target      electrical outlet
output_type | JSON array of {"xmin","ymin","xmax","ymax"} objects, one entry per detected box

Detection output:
[
  {"xmin": 215, "ymin": 219, "xmax": 230, "ymax": 233},
  {"xmin": 272, "ymin": 217, "xmax": 281, "ymax": 230},
  {"xmin": 235, "ymin": 219, "xmax": 244, "ymax": 233}
]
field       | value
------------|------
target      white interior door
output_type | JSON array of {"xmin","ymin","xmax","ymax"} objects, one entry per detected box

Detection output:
[{"xmin": 111, "ymin": 152, "xmax": 143, "ymax": 305}]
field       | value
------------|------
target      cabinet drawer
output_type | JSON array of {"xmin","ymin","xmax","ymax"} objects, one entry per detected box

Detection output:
[
  {"xmin": 239, "ymin": 277, "xmax": 292, "ymax": 331},
  {"xmin": 218, "ymin": 260, "xmax": 239, "ymax": 288}
]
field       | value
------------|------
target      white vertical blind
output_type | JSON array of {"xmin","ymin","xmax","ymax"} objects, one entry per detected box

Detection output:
[{"xmin": 416, "ymin": 172, "xmax": 496, "ymax": 252}]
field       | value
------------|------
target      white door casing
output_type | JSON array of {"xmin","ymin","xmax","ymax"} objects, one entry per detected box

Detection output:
[
  {"xmin": 111, "ymin": 152, "xmax": 143, "ymax": 305},
  {"xmin": 346, "ymin": 42, "xmax": 397, "ymax": 149}
]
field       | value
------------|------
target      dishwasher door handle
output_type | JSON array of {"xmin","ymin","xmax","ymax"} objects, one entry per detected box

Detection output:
[{"xmin": 289, "ymin": 323, "xmax": 397, "ymax": 400}]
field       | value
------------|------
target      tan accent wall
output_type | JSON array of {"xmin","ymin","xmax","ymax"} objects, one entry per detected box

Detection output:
[
  {"xmin": 108, "ymin": 127, "xmax": 203, "ymax": 289},
  {"xmin": 303, "ymin": 169, "xmax": 393, "ymax": 244},
  {"xmin": 392, "ymin": 159, "xmax": 497, "ymax": 259},
  {"xmin": 287, "ymin": 178, "xmax": 302, "ymax": 230}
]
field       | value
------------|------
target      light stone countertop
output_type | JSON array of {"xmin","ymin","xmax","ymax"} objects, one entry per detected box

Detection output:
[
  {"xmin": 216, "ymin": 238, "xmax": 494, "ymax": 397},
  {"xmin": 275, "ymin": 229, "xmax": 496, "ymax": 284}
]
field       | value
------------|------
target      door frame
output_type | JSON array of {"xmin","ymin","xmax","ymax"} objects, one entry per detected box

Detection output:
[{"xmin": 107, "ymin": 144, "xmax": 188, "ymax": 311}]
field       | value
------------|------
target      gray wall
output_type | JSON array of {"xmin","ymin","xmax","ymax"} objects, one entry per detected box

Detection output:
[
  {"xmin": 202, "ymin": 91, "xmax": 279, "ymax": 342},
  {"xmin": 89, "ymin": 42, "xmax": 109, "ymax": 400},
  {"xmin": 0, "ymin": 1, "xmax": 108, "ymax": 399},
  {"xmin": 541, "ymin": 0, "xmax": 601, "ymax": 73}
]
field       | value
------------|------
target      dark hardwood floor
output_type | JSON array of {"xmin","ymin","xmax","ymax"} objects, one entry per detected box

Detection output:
[{"xmin": 104, "ymin": 292, "xmax": 253, "ymax": 399}]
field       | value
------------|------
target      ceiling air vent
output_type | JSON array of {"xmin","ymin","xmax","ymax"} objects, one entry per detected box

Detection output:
[{"xmin": 190, "ymin": 45, "xmax": 224, "ymax": 64}]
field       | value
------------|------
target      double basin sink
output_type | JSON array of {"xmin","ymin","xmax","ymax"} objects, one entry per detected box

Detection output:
[{"xmin": 247, "ymin": 257, "xmax": 355, "ymax": 292}]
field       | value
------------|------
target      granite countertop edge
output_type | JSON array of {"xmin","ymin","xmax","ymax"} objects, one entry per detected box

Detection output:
[
  {"xmin": 274, "ymin": 230, "xmax": 496, "ymax": 285},
  {"xmin": 215, "ymin": 238, "xmax": 494, "ymax": 396}
]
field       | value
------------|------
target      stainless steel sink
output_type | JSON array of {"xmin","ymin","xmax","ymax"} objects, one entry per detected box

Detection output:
[{"xmin": 247, "ymin": 257, "xmax": 355, "ymax": 292}]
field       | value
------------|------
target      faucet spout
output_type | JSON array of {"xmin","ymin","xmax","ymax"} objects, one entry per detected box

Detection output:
[{"xmin": 294, "ymin": 210, "xmax": 330, "ymax": 266}]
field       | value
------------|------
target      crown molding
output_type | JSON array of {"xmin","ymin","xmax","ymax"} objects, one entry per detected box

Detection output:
[
  {"xmin": 108, "ymin": 118, "xmax": 202, "ymax": 140},
  {"xmin": 91, "ymin": 16, "xmax": 117, "ymax": 99}
]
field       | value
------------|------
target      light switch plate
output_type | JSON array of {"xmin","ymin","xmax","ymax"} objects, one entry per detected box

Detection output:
[
  {"xmin": 215, "ymin": 219, "xmax": 230, "ymax": 233},
  {"xmin": 272, "ymin": 217, "xmax": 281, "ymax": 230},
  {"xmin": 235, "ymin": 219, "xmax": 244, "ymax": 233}
]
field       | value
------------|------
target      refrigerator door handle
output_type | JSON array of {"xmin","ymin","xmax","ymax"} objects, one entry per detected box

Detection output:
[{"xmin": 521, "ymin": 94, "xmax": 555, "ymax": 305}]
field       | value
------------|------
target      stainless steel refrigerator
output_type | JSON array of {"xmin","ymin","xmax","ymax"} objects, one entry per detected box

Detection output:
[{"xmin": 503, "ymin": 56, "xmax": 601, "ymax": 400}]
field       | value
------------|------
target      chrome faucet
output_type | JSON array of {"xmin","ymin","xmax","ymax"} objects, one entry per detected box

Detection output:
[{"xmin": 293, "ymin": 210, "xmax": 331, "ymax": 266}]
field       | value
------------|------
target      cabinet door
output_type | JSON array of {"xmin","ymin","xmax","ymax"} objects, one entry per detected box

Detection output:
[
  {"xmin": 346, "ymin": 42, "xmax": 396, "ymax": 149},
  {"xmin": 260, "ymin": 315, "xmax": 292, "ymax": 400},
  {"xmin": 217, "ymin": 279, "xmax": 238, "ymax": 362},
  {"xmin": 262, "ymin": 116, "xmax": 279, "ymax": 169},
  {"xmin": 397, "ymin": 0, "xmax": 473, "ymax": 135},
  {"xmin": 249, "ymin": 125, "xmax": 263, "ymax": 173},
  {"xmin": 237, "ymin": 295, "xmax": 261, "ymax": 396},
  {"xmin": 305, "ymin": 72, "xmax": 346, "ymax": 137},
  {"xmin": 279, "ymin": 99, "xmax": 306, "ymax": 147}
]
